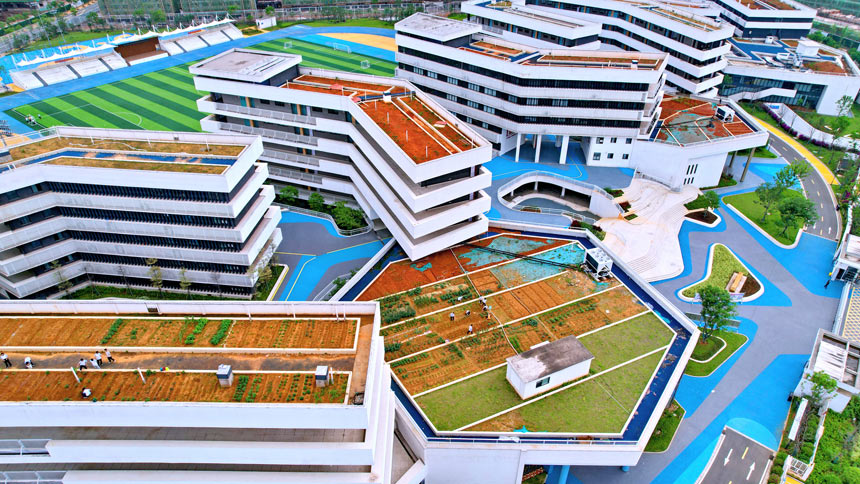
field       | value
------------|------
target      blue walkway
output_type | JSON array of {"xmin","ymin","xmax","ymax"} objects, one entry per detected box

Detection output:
[{"xmin": 0, "ymin": 25, "xmax": 396, "ymax": 134}]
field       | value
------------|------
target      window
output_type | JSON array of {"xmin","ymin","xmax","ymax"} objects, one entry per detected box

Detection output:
[
  {"xmin": 536, "ymin": 376, "xmax": 551, "ymax": 388},
  {"xmin": 446, "ymin": 93, "xmax": 457, "ymax": 102},
  {"xmin": 447, "ymin": 76, "xmax": 458, "ymax": 85},
  {"xmin": 622, "ymin": 154, "xmax": 629, "ymax": 160},
  {"xmin": 607, "ymin": 153, "xmax": 614, "ymax": 159},
  {"xmin": 626, "ymin": 138, "xmax": 633, "ymax": 144},
  {"xmin": 260, "ymin": 99, "xmax": 270, "ymax": 105},
  {"xmin": 414, "ymin": 67, "xmax": 424, "ymax": 76},
  {"xmin": 508, "ymin": 94, "xmax": 518, "ymax": 103},
  {"xmin": 274, "ymin": 101, "xmax": 285, "ymax": 107},
  {"xmin": 467, "ymin": 100, "xmax": 480, "ymax": 109},
  {"xmin": 484, "ymin": 87, "xmax": 496, "ymax": 96},
  {"xmin": 596, "ymin": 137, "xmax": 604, "ymax": 144},
  {"xmin": 526, "ymin": 98, "xmax": 538, "ymax": 106},
  {"xmin": 468, "ymin": 82, "xmax": 480, "ymax": 91},
  {"xmin": 427, "ymin": 71, "xmax": 438, "ymax": 79},
  {"xmin": 483, "ymin": 105, "xmax": 496, "ymax": 114},
  {"xmin": 593, "ymin": 152, "xmax": 601, "ymax": 161},
  {"xmin": 610, "ymin": 137, "xmax": 617, "ymax": 143}
]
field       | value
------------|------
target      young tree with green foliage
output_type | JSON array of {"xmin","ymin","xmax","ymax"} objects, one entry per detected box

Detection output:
[
  {"xmin": 808, "ymin": 370, "xmax": 838, "ymax": 407},
  {"xmin": 51, "ymin": 260, "xmax": 73, "ymax": 296},
  {"xmin": 146, "ymin": 258, "xmax": 163, "ymax": 294},
  {"xmin": 698, "ymin": 285, "xmax": 737, "ymax": 342},
  {"xmin": 178, "ymin": 267, "xmax": 191, "ymax": 297},
  {"xmin": 308, "ymin": 192, "xmax": 326, "ymax": 212},
  {"xmin": 776, "ymin": 196, "xmax": 818, "ymax": 238},
  {"xmin": 703, "ymin": 190, "xmax": 720, "ymax": 212},
  {"xmin": 255, "ymin": 264, "xmax": 274, "ymax": 298},
  {"xmin": 837, "ymin": 95, "xmax": 855, "ymax": 118},
  {"xmin": 279, "ymin": 185, "xmax": 298, "ymax": 205},
  {"xmin": 265, "ymin": 5, "xmax": 275, "ymax": 16},
  {"xmin": 149, "ymin": 9, "xmax": 166, "ymax": 25},
  {"xmin": 755, "ymin": 181, "xmax": 783, "ymax": 222},
  {"xmin": 331, "ymin": 201, "xmax": 365, "ymax": 230}
]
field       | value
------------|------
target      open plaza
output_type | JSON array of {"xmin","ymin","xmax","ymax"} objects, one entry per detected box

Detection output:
[{"xmin": 0, "ymin": 5, "xmax": 856, "ymax": 484}]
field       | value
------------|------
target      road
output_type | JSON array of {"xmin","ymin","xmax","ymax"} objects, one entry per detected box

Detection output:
[
  {"xmin": 698, "ymin": 427, "xmax": 774, "ymax": 484},
  {"xmin": 767, "ymin": 133, "xmax": 841, "ymax": 240}
]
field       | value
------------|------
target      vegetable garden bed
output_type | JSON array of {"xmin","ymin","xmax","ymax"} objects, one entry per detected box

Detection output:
[{"xmin": 0, "ymin": 370, "xmax": 349, "ymax": 404}]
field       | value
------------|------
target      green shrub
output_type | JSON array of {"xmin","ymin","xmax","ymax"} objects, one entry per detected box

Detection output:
[
  {"xmin": 768, "ymin": 474, "xmax": 780, "ymax": 484},
  {"xmin": 183, "ymin": 317, "xmax": 209, "ymax": 345},
  {"xmin": 209, "ymin": 319, "xmax": 232, "ymax": 346},
  {"xmin": 384, "ymin": 342, "xmax": 402, "ymax": 353},
  {"xmin": 232, "ymin": 375, "xmax": 249, "ymax": 401},
  {"xmin": 100, "ymin": 318, "xmax": 125, "ymax": 344},
  {"xmin": 845, "ymin": 467, "xmax": 860, "ymax": 484},
  {"xmin": 775, "ymin": 452, "xmax": 787, "ymax": 467}
]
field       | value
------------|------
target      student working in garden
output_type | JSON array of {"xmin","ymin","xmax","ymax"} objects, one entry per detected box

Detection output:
[{"xmin": 1, "ymin": 352, "xmax": 10, "ymax": 368}]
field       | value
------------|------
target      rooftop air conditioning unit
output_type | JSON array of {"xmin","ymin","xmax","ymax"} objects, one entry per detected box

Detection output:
[
  {"xmin": 715, "ymin": 105, "xmax": 735, "ymax": 122},
  {"xmin": 765, "ymin": 36, "xmax": 777, "ymax": 44}
]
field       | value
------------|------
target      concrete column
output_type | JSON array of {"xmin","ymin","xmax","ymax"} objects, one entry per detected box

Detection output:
[
  {"xmin": 559, "ymin": 135, "xmax": 570, "ymax": 165},
  {"xmin": 740, "ymin": 148, "xmax": 754, "ymax": 182},
  {"xmin": 532, "ymin": 134, "xmax": 537, "ymax": 148},
  {"xmin": 558, "ymin": 466, "xmax": 570, "ymax": 484},
  {"xmin": 561, "ymin": 187, "xmax": 566, "ymax": 198},
  {"xmin": 515, "ymin": 133, "xmax": 521, "ymax": 163},
  {"xmin": 534, "ymin": 181, "xmax": 538, "ymax": 191},
  {"xmin": 555, "ymin": 135, "xmax": 563, "ymax": 148},
  {"xmin": 728, "ymin": 150, "xmax": 737, "ymax": 168},
  {"xmin": 534, "ymin": 134, "xmax": 542, "ymax": 163}
]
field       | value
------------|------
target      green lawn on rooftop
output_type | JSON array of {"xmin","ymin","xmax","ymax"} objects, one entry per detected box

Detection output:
[
  {"xmin": 415, "ymin": 314, "xmax": 672, "ymax": 432},
  {"xmin": 6, "ymin": 38, "xmax": 396, "ymax": 132}
]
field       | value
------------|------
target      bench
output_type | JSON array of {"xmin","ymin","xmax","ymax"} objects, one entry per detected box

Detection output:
[{"xmin": 726, "ymin": 272, "xmax": 746, "ymax": 294}]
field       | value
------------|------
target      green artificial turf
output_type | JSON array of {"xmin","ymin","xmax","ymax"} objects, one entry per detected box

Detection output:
[
  {"xmin": 645, "ymin": 400, "xmax": 685, "ymax": 452},
  {"xmin": 723, "ymin": 189, "xmax": 806, "ymax": 245},
  {"xmin": 578, "ymin": 312, "xmax": 673, "ymax": 372},
  {"xmin": 691, "ymin": 335, "xmax": 725, "ymax": 361},
  {"xmin": 7, "ymin": 38, "xmax": 397, "ymax": 132}
]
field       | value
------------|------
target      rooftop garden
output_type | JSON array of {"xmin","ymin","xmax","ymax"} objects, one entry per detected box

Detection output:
[
  {"xmin": 0, "ymin": 316, "xmax": 360, "ymax": 349},
  {"xmin": 9, "ymin": 136, "xmax": 244, "ymax": 161},
  {"xmin": 43, "ymin": 157, "xmax": 228, "ymax": 174},
  {"xmin": 0, "ymin": 370, "xmax": 348, "ymax": 404},
  {"xmin": 361, "ymin": 233, "xmax": 679, "ymax": 435}
]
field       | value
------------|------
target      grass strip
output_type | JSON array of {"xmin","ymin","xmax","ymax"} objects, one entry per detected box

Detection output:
[
  {"xmin": 579, "ymin": 313, "xmax": 673, "ymax": 372},
  {"xmin": 723, "ymin": 189, "xmax": 805, "ymax": 245},
  {"xmin": 645, "ymin": 400, "xmax": 685, "ymax": 452},
  {"xmin": 681, "ymin": 244, "xmax": 755, "ymax": 298},
  {"xmin": 684, "ymin": 330, "xmax": 747, "ymax": 377}
]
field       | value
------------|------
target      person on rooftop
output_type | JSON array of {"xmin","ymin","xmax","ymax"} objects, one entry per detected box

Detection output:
[
  {"xmin": 104, "ymin": 349, "xmax": 114, "ymax": 363},
  {"xmin": 23, "ymin": 356, "xmax": 32, "ymax": 369},
  {"xmin": 449, "ymin": 312, "xmax": 455, "ymax": 321},
  {"xmin": 78, "ymin": 358, "xmax": 87, "ymax": 371},
  {"xmin": 1, "ymin": 352, "xmax": 10, "ymax": 368},
  {"xmin": 81, "ymin": 388, "xmax": 92, "ymax": 399},
  {"xmin": 94, "ymin": 351, "xmax": 102, "ymax": 367}
]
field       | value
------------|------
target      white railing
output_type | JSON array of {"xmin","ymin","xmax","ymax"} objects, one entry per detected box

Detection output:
[
  {"xmin": 634, "ymin": 170, "xmax": 682, "ymax": 192},
  {"xmin": 261, "ymin": 149, "xmax": 320, "ymax": 167},
  {"xmin": 313, "ymin": 272, "xmax": 354, "ymax": 301},
  {"xmin": 216, "ymin": 122, "xmax": 318, "ymax": 146},
  {"xmin": 512, "ymin": 204, "xmax": 597, "ymax": 225},
  {"xmin": 0, "ymin": 471, "xmax": 64, "ymax": 484},
  {"xmin": 766, "ymin": 103, "xmax": 860, "ymax": 151},
  {"xmin": 211, "ymin": 101, "xmax": 317, "ymax": 126},
  {"xmin": 497, "ymin": 170, "xmax": 623, "ymax": 213},
  {"xmin": 268, "ymin": 165, "xmax": 323, "ymax": 184},
  {"xmin": 280, "ymin": 205, "xmax": 372, "ymax": 237},
  {"xmin": 0, "ymin": 439, "xmax": 50, "ymax": 455}
]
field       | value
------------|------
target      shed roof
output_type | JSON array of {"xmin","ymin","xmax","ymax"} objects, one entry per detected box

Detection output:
[{"xmin": 506, "ymin": 335, "xmax": 594, "ymax": 382}]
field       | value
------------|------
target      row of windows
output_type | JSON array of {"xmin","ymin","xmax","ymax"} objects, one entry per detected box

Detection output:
[
  {"xmin": 412, "ymin": 81, "xmax": 641, "ymax": 128},
  {"xmin": 398, "ymin": 47, "xmax": 652, "ymax": 91},
  {"xmin": 593, "ymin": 152, "xmax": 629, "ymax": 161},
  {"xmin": 715, "ymin": 0, "xmax": 813, "ymax": 24},
  {"xmin": 0, "ymin": 166, "xmax": 255, "ymax": 206},
  {"xmin": 16, "ymin": 229, "xmax": 246, "ymax": 256},
  {"xmin": 6, "ymin": 202, "xmax": 251, "ymax": 231},
  {"xmin": 78, "ymin": 253, "xmax": 247, "ymax": 274},
  {"xmin": 402, "ymin": 64, "xmax": 647, "ymax": 110},
  {"xmin": 596, "ymin": 137, "xmax": 633, "ymax": 145},
  {"xmin": 526, "ymin": 0, "xmax": 727, "ymax": 51},
  {"xmin": 602, "ymin": 23, "xmax": 723, "ymax": 68}
]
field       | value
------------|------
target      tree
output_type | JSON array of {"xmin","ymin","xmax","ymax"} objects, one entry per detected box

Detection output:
[
  {"xmin": 776, "ymin": 196, "xmax": 818, "ymax": 238},
  {"xmin": 149, "ymin": 9, "xmax": 165, "ymax": 25},
  {"xmin": 86, "ymin": 11, "xmax": 98, "ymax": 29},
  {"xmin": 51, "ymin": 260, "xmax": 73, "ymax": 296},
  {"xmin": 698, "ymin": 285, "xmax": 737, "ymax": 342},
  {"xmin": 265, "ymin": 5, "xmax": 275, "ymax": 16},
  {"xmin": 755, "ymin": 182, "xmax": 783, "ymax": 222},
  {"xmin": 308, "ymin": 192, "xmax": 326, "ymax": 212},
  {"xmin": 178, "ymin": 267, "xmax": 192, "ymax": 297},
  {"xmin": 255, "ymin": 264, "xmax": 274, "ymax": 298},
  {"xmin": 703, "ymin": 190, "xmax": 720, "ymax": 212},
  {"xmin": 808, "ymin": 370, "xmax": 838, "ymax": 407},
  {"xmin": 227, "ymin": 4, "xmax": 237, "ymax": 16},
  {"xmin": 146, "ymin": 258, "xmax": 163, "ymax": 293},
  {"xmin": 279, "ymin": 185, "xmax": 298, "ymax": 205},
  {"xmin": 837, "ymin": 95, "xmax": 855, "ymax": 118},
  {"xmin": 331, "ymin": 201, "xmax": 364, "ymax": 230}
]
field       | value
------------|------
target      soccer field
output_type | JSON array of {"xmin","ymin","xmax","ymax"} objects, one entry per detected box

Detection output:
[{"xmin": 6, "ymin": 38, "xmax": 397, "ymax": 132}]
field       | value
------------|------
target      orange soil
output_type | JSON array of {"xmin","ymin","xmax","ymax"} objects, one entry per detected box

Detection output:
[
  {"xmin": 782, "ymin": 39, "xmax": 799, "ymax": 47},
  {"xmin": 659, "ymin": 97, "xmax": 708, "ymax": 119},
  {"xmin": 400, "ymin": 96, "xmax": 475, "ymax": 152},
  {"xmin": 537, "ymin": 286, "xmax": 646, "ymax": 340},
  {"xmin": 808, "ymin": 61, "xmax": 847, "ymax": 74},
  {"xmin": 359, "ymin": 251, "xmax": 465, "ymax": 300},
  {"xmin": 10, "ymin": 138, "xmax": 242, "ymax": 161},
  {"xmin": 536, "ymin": 55, "xmax": 658, "ymax": 66},
  {"xmin": 361, "ymin": 99, "xmax": 451, "ymax": 163},
  {"xmin": 460, "ymin": 47, "xmax": 511, "ymax": 60},
  {"xmin": 295, "ymin": 75, "xmax": 408, "ymax": 94},
  {"xmin": 0, "ymin": 317, "xmax": 356, "ymax": 349},
  {"xmin": 472, "ymin": 41, "xmax": 522, "ymax": 55},
  {"xmin": 0, "ymin": 371, "xmax": 348, "ymax": 403}
]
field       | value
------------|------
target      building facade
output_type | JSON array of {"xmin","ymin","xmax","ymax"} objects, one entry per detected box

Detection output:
[
  {"xmin": 708, "ymin": 0, "xmax": 815, "ymax": 39},
  {"xmin": 192, "ymin": 48, "xmax": 493, "ymax": 261},
  {"xmin": 0, "ymin": 127, "xmax": 282, "ymax": 299},
  {"xmin": 0, "ymin": 300, "xmax": 424, "ymax": 484},
  {"xmin": 460, "ymin": 0, "xmax": 735, "ymax": 96},
  {"xmin": 396, "ymin": 13, "xmax": 768, "ymax": 189}
]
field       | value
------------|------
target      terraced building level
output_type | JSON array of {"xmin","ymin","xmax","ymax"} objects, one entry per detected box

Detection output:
[
  {"xmin": 192, "ymin": 48, "xmax": 493, "ymax": 260},
  {"xmin": 0, "ymin": 127, "xmax": 282, "ymax": 299}
]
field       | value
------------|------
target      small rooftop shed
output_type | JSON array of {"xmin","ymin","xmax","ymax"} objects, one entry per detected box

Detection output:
[{"xmin": 505, "ymin": 336, "xmax": 594, "ymax": 399}]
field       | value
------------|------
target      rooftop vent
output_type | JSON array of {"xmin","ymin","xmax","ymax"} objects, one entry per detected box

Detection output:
[{"xmin": 216, "ymin": 364, "xmax": 233, "ymax": 387}]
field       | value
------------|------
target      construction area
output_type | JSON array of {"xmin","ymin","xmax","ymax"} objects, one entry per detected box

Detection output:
[
  {"xmin": 356, "ymin": 232, "xmax": 685, "ymax": 436},
  {"xmin": 655, "ymin": 96, "xmax": 755, "ymax": 146}
]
